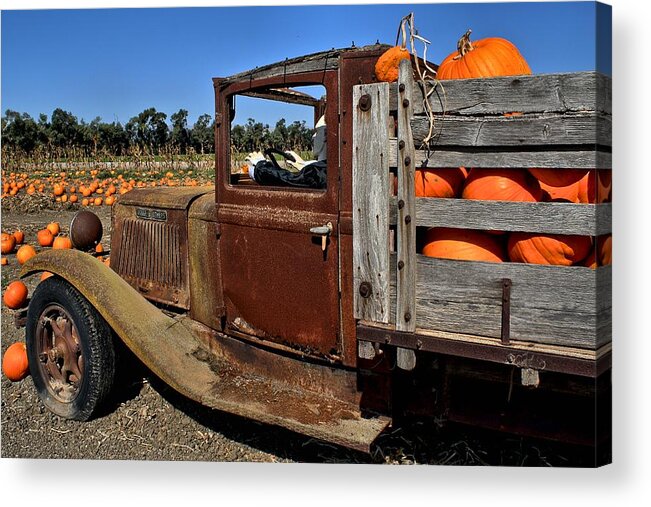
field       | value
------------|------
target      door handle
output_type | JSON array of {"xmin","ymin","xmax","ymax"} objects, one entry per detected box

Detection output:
[{"xmin": 310, "ymin": 222, "xmax": 333, "ymax": 251}]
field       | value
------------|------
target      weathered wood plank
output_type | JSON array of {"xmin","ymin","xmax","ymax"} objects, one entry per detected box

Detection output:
[
  {"xmin": 389, "ymin": 72, "xmax": 611, "ymax": 115},
  {"xmin": 352, "ymin": 82, "xmax": 391, "ymax": 323},
  {"xmin": 411, "ymin": 112, "xmax": 611, "ymax": 148},
  {"xmin": 388, "ymin": 198, "xmax": 612, "ymax": 236},
  {"xmin": 396, "ymin": 59, "xmax": 417, "ymax": 334},
  {"xmin": 388, "ymin": 139, "xmax": 612, "ymax": 169},
  {"xmin": 389, "ymin": 255, "xmax": 611, "ymax": 349}
]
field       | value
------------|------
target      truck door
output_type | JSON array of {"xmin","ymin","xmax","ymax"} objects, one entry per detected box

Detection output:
[{"xmin": 214, "ymin": 70, "xmax": 341, "ymax": 359}]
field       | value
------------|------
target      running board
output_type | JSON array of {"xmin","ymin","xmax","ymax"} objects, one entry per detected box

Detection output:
[{"xmin": 190, "ymin": 345, "xmax": 391, "ymax": 452}]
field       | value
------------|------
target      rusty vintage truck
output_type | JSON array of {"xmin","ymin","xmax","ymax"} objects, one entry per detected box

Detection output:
[{"xmin": 20, "ymin": 45, "xmax": 612, "ymax": 454}]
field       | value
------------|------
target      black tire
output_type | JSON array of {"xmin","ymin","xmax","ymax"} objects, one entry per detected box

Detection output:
[{"xmin": 26, "ymin": 276, "xmax": 115, "ymax": 421}]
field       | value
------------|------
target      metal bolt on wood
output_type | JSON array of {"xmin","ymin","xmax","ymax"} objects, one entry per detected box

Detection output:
[
  {"xmin": 358, "ymin": 94, "xmax": 372, "ymax": 111},
  {"xmin": 398, "ymin": 140, "xmax": 405, "ymax": 150},
  {"xmin": 402, "ymin": 98, "xmax": 410, "ymax": 108},
  {"xmin": 399, "ymin": 83, "xmax": 405, "ymax": 92},
  {"xmin": 405, "ymin": 215, "xmax": 412, "ymax": 224},
  {"xmin": 404, "ymin": 312, "xmax": 412, "ymax": 322},
  {"xmin": 359, "ymin": 281, "xmax": 372, "ymax": 299},
  {"xmin": 397, "ymin": 199, "xmax": 405, "ymax": 209},
  {"xmin": 398, "ymin": 260, "xmax": 405, "ymax": 270}
]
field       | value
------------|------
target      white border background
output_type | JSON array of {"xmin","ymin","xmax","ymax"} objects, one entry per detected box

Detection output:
[{"xmin": 1, "ymin": 0, "xmax": 648, "ymax": 505}]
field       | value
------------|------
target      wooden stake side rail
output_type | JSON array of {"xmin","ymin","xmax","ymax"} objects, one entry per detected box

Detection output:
[
  {"xmin": 388, "ymin": 255, "xmax": 611, "ymax": 350},
  {"xmin": 388, "ymin": 139, "xmax": 612, "ymax": 169},
  {"xmin": 351, "ymin": 67, "xmax": 612, "ymax": 366},
  {"xmin": 389, "ymin": 198, "xmax": 612, "ymax": 236},
  {"xmin": 388, "ymin": 71, "xmax": 611, "ymax": 116}
]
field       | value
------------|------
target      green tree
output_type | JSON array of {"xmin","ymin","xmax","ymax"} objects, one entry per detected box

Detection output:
[
  {"xmin": 170, "ymin": 109, "xmax": 190, "ymax": 154},
  {"xmin": 191, "ymin": 113, "xmax": 214, "ymax": 154},
  {"xmin": 125, "ymin": 107, "xmax": 168, "ymax": 153},
  {"xmin": 2, "ymin": 110, "xmax": 40, "ymax": 152},
  {"xmin": 50, "ymin": 108, "xmax": 82, "ymax": 148}
]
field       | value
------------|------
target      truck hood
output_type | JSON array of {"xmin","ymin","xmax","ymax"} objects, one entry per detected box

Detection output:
[{"xmin": 117, "ymin": 185, "xmax": 214, "ymax": 210}]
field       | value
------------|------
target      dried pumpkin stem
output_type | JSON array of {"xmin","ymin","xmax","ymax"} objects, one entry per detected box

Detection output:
[{"xmin": 454, "ymin": 29, "xmax": 474, "ymax": 60}]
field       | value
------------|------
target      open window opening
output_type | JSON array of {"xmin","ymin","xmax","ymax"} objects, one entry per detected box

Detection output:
[{"xmin": 228, "ymin": 84, "xmax": 327, "ymax": 190}]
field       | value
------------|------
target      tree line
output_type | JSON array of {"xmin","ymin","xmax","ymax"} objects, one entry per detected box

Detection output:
[{"xmin": 2, "ymin": 108, "xmax": 315, "ymax": 157}]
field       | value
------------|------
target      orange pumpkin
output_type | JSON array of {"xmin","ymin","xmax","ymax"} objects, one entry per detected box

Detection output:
[
  {"xmin": 421, "ymin": 228, "xmax": 505, "ymax": 263},
  {"xmin": 1, "ymin": 257, "xmax": 7, "ymax": 266},
  {"xmin": 375, "ymin": 45, "xmax": 411, "ymax": 83},
  {"xmin": 16, "ymin": 244, "xmax": 37, "ymax": 265},
  {"xmin": 583, "ymin": 248, "xmax": 598, "ymax": 269},
  {"xmin": 598, "ymin": 235, "xmax": 612, "ymax": 266},
  {"xmin": 46, "ymin": 222, "xmax": 61, "ymax": 236},
  {"xmin": 105, "ymin": 195, "xmax": 116, "ymax": 206},
  {"xmin": 2, "ymin": 342, "xmax": 29, "ymax": 382},
  {"xmin": 41, "ymin": 271, "xmax": 54, "ymax": 281},
  {"xmin": 3, "ymin": 280, "xmax": 28, "ymax": 309},
  {"xmin": 539, "ymin": 180, "xmax": 580, "ymax": 203},
  {"xmin": 12, "ymin": 230, "xmax": 25, "ymax": 245},
  {"xmin": 437, "ymin": 30, "xmax": 531, "ymax": 80},
  {"xmin": 37, "ymin": 229, "xmax": 55, "ymax": 247},
  {"xmin": 95, "ymin": 243, "xmax": 104, "ymax": 253},
  {"xmin": 414, "ymin": 168, "xmax": 466, "ymax": 198},
  {"xmin": 1, "ymin": 233, "xmax": 16, "ymax": 254},
  {"xmin": 462, "ymin": 169, "xmax": 542, "ymax": 202},
  {"xmin": 528, "ymin": 169, "xmax": 589, "ymax": 188},
  {"xmin": 52, "ymin": 235, "xmax": 73, "ymax": 250},
  {"xmin": 577, "ymin": 170, "xmax": 612, "ymax": 204},
  {"xmin": 69, "ymin": 194, "xmax": 79, "ymax": 203},
  {"xmin": 507, "ymin": 233, "xmax": 592, "ymax": 266}
]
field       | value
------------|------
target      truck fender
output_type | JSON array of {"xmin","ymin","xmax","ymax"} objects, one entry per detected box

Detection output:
[{"xmin": 20, "ymin": 249, "xmax": 214, "ymax": 402}]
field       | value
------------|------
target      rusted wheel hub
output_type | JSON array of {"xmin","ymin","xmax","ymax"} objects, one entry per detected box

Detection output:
[{"xmin": 35, "ymin": 304, "xmax": 84, "ymax": 403}]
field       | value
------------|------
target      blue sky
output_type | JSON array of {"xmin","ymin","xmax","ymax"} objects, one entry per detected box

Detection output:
[{"xmin": 1, "ymin": 2, "xmax": 611, "ymax": 127}]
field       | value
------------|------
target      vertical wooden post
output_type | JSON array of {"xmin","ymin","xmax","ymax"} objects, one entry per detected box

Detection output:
[
  {"xmin": 396, "ymin": 59, "xmax": 417, "ymax": 370},
  {"xmin": 352, "ymin": 82, "xmax": 390, "ymax": 324}
]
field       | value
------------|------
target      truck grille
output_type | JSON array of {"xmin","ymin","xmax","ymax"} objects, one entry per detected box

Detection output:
[{"xmin": 112, "ymin": 217, "xmax": 188, "ymax": 307}]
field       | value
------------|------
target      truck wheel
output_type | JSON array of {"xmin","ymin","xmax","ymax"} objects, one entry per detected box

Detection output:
[{"xmin": 26, "ymin": 276, "xmax": 115, "ymax": 421}]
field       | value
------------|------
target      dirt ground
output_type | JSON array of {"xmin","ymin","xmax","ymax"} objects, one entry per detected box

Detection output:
[{"xmin": 1, "ymin": 196, "xmax": 602, "ymax": 465}]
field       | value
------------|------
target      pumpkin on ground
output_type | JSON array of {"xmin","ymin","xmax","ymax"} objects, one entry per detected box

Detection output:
[
  {"xmin": 12, "ymin": 230, "xmax": 25, "ymax": 245},
  {"xmin": 40, "ymin": 271, "xmax": 54, "ymax": 281},
  {"xmin": 16, "ymin": 244, "xmax": 37, "ymax": 265},
  {"xmin": 3, "ymin": 280, "xmax": 28, "ymax": 309},
  {"xmin": 37, "ymin": 229, "xmax": 55, "ymax": 247},
  {"xmin": 52, "ymin": 235, "xmax": 73, "ymax": 250},
  {"xmin": 375, "ymin": 45, "xmax": 411, "ymax": 82},
  {"xmin": 421, "ymin": 228, "xmax": 506, "ymax": 263},
  {"xmin": 414, "ymin": 168, "xmax": 466, "ymax": 198},
  {"xmin": 461, "ymin": 169, "xmax": 542, "ymax": 202},
  {"xmin": 507, "ymin": 233, "xmax": 592, "ymax": 266},
  {"xmin": 46, "ymin": 222, "xmax": 60, "ymax": 236},
  {"xmin": 1, "ymin": 257, "xmax": 8, "ymax": 266},
  {"xmin": 437, "ymin": 29, "xmax": 531, "ymax": 80},
  {"xmin": 2, "ymin": 342, "xmax": 30, "ymax": 382},
  {"xmin": 1, "ymin": 233, "xmax": 16, "ymax": 254}
]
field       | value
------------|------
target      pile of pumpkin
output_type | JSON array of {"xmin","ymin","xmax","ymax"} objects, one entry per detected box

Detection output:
[
  {"xmin": 2, "ymin": 222, "xmax": 109, "ymax": 268},
  {"xmin": 377, "ymin": 29, "xmax": 611, "ymax": 267},
  {"xmin": 2, "ymin": 168, "xmax": 202, "ymax": 204},
  {"xmin": 2, "ymin": 272, "xmax": 31, "ymax": 382},
  {"xmin": 1, "ymin": 222, "xmax": 108, "ymax": 383},
  {"xmin": 409, "ymin": 167, "xmax": 611, "ymax": 267}
]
